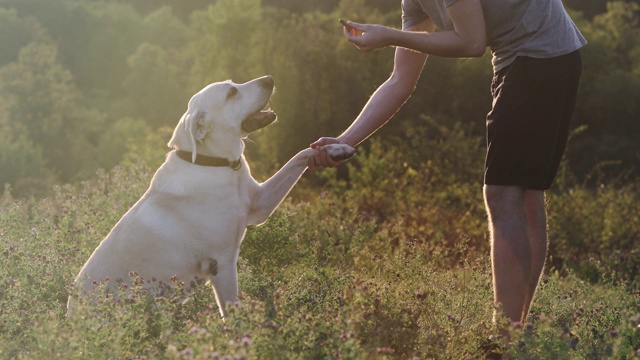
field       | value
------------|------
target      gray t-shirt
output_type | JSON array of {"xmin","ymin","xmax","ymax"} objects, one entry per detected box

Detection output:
[{"xmin": 401, "ymin": 0, "xmax": 587, "ymax": 71}]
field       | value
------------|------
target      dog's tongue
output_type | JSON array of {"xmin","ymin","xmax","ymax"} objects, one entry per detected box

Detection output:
[{"xmin": 242, "ymin": 109, "xmax": 277, "ymax": 133}]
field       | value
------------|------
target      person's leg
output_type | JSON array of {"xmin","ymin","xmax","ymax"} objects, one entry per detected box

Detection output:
[
  {"xmin": 485, "ymin": 185, "xmax": 549, "ymax": 325},
  {"xmin": 484, "ymin": 50, "xmax": 582, "ymax": 332},
  {"xmin": 522, "ymin": 189, "xmax": 548, "ymax": 320},
  {"xmin": 484, "ymin": 184, "xmax": 531, "ymax": 324}
]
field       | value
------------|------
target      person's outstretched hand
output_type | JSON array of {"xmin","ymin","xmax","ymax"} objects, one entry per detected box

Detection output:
[
  {"xmin": 309, "ymin": 137, "xmax": 342, "ymax": 168},
  {"xmin": 341, "ymin": 19, "xmax": 393, "ymax": 52}
]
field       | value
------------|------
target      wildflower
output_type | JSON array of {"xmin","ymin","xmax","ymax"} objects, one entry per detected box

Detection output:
[
  {"xmin": 178, "ymin": 347, "xmax": 193, "ymax": 357},
  {"xmin": 241, "ymin": 336, "xmax": 251, "ymax": 347},
  {"xmin": 263, "ymin": 321, "xmax": 279, "ymax": 330},
  {"xmin": 376, "ymin": 347, "xmax": 394, "ymax": 355}
]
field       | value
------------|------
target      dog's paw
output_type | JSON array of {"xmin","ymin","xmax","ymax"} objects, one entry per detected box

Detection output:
[{"xmin": 325, "ymin": 144, "xmax": 356, "ymax": 162}]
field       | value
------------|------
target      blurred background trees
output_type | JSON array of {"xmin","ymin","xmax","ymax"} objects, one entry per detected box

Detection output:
[{"xmin": 0, "ymin": 0, "xmax": 638, "ymax": 197}]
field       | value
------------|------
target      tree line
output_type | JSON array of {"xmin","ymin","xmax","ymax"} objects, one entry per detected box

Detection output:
[{"xmin": 0, "ymin": 0, "xmax": 638, "ymax": 197}]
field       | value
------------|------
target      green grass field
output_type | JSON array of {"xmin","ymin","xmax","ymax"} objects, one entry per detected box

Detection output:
[{"xmin": 1, "ymin": 128, "xmax": 639, "ymax": 359}]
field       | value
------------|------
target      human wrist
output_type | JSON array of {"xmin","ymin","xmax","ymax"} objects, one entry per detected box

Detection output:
[
  {"xmin": 337, "ymin": 134, "xmax": 358, "ymax": 148},
  {"xmin": 389, "ymin": 27, "xmax": 404, "ymax": 47}
]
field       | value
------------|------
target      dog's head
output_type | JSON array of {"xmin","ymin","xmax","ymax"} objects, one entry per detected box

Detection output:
[{"xmin": 168, "ymin": 76, "xmax": 277, "ymax": 161}]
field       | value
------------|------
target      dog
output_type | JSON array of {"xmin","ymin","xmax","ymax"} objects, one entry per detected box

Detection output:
[{"xmin": 68, "ymin": 75, "xmax": 355, "ymax": 317}]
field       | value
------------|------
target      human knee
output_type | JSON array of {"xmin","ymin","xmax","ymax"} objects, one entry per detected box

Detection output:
[{"xmin": 484, "ymin": 185, "xmax": 526, "ymax": 212}]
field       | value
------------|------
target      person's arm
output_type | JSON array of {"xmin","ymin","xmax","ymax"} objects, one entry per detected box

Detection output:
[
  {"xmin": 339, "ymin": 19, "xmax": 432, "ymax": 147},
  {"xmin": 345, "ymin": 0, "xmax": 486, "ymax": 58},
  {"xmin": 310, "ymin": 19, "xmax": 434, "ymax": 167}
]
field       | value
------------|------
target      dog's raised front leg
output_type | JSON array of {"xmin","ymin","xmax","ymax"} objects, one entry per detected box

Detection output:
[
  {"xmin": 247, "ymin": 144, "xmax": 355, "ymax": 225},
  {"xmin": 247, "ymin": 148, "xmax": 313, "ymax": 225}
]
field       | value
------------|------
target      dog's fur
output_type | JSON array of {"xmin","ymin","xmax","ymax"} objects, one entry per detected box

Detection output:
[{"xmin": 68, "ymin": 76, "xmax": 355, "ymax": 317}]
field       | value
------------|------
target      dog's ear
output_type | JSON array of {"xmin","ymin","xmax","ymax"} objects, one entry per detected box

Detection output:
[{"xmin": 184, "ymin": 111, "xmax": 207, "ymax": 163}]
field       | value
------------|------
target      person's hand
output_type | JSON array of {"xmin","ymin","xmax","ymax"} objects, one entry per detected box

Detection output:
[
  {"xmin": 308, "ymin": 137, "xmax": 341, "ymax": 168},
  {"xmin": 341, "ymin": 20, "xmax": 393, "ymax": 52}
]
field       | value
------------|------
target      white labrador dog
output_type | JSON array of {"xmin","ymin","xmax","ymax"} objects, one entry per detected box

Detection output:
[{"xmin": 69, "ymin": 75, "xmax": 355, "ymax": 317}]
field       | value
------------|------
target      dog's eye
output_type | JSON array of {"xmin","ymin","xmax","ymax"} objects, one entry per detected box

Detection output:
[{"xmin": 227, "ymin": 87, "xmax": 238, "ymax": 99}]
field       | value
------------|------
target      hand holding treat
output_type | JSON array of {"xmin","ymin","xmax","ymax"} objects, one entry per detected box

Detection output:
[
  {"xmin": 340, "ymin": 19, "xmax": 361, "ymax": 36},
  {"xmin": 338, "ymin": 19, "xmax": 393, "ymax": 53}
]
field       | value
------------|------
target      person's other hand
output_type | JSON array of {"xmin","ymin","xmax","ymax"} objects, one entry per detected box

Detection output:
[
  {"xmin": 309, "ymin": 137, "xmax": 341, "ymax": 168},
  {"xmin": 342, "ymin": 20, "xmax": 392, "ymax": 52}
]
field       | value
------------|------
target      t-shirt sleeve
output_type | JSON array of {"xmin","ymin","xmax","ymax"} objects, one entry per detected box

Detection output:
[{"xmin": 402, "ymin": 0, "xmax": 429, "ymax": 29}]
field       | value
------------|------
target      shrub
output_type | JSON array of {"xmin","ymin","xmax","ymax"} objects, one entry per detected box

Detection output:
[{"xmin": 1, "ymin": 122, "xmax": 638, "ymax": 358}]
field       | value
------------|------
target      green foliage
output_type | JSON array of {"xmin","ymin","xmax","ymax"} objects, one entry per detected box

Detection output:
[
  {"xmin": 324, "ymin": 118, "xmax": 488, "ymax": 255},
  {"xmin": 0, "ymin": 2, "xmax": 638, "ymax": 356},
  {"xmin": 187, "ymin": 0, "xmax": 274, "ymax": 93},
  {"xmin": 122, "ymin": 43, "xmax": 188, "ymax": 127},
  {"xmin": 0, "ymin": 42, "xmax": 106, "ymax": 185},
  {"xmin": 0, "ymin": 131, "xmax": 54, "ymax": 197},
  {"xmin": 0, "ymin": 0, "xmax": 638, "ymax": 197},
  {"xmin": 1, "ymin": 122, "xmax": 639, "ymax": 358},
  {"xmin": 92, "ymin": 117, "xmax": 152, "ymax": 172},
  {"xmin": 569, "ymin": 1, "xmax": 640, "ymax": 179},
  {"xmin": 499, "ymin": 270, "xmax": 640, "ymax": 358},
  {"xmin": 548, "ymin": 182, "xmax": 640, "ymax": 287},
  {"xmin": 0, "ymin": 8, "xmax": 50, "ymax": 67}
]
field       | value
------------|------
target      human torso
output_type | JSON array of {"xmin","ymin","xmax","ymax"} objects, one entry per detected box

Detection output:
[{"xmin": 401, "ymin": 0, "xmax": 587, "ymax": 71}]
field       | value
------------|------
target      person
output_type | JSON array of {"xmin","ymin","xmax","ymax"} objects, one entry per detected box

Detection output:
[{"xmin": 309, "ymin": 0, "xmax": 586, "ymax": 335}]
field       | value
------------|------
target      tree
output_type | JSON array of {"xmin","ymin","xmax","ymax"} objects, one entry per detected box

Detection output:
[
  {"xmin": 0, "ymin": 8, "xmax": 50, "ymax": 67},
  {"xmin": 0, "ymin": 42, "xmax": 105, "ymax": 183},
  {"xmin": 568, "ymin": 1, "xmax": 640, "ymax": 178},
  {"xmin": 122, "ymin": 43, "xmax": 190, "ymax": 128},
  {"xmin": 93, "ymin": 117, "xmax": 152, "ymax": 171},
  {"xmin": 188, "ymin": 0, "xmax": 265, "ymax": 89},
  {"xmin": 0, "ymin": 122, "xmax": 55, "ymax": 198},
  {"xmin": 141, "ymin": 6, "xmax": 188, "ymax": 48}
]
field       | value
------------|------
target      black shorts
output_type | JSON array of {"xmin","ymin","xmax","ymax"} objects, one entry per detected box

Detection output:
[{"xmin": 484, "ymin": 50, "xmax": 582, "ymax": 190}]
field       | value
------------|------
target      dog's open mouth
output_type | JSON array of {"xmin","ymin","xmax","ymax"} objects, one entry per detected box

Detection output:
[{"xmin": 241, "ymin": 108, "xmax": 277, "ymax": 133}]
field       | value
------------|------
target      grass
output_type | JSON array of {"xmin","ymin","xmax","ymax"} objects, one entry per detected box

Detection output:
[{"xmin": 1, "ymin": 121, "xmax": 639, "ymax": 359}]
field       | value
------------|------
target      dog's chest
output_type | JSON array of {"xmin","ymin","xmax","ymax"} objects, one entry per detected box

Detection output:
[{"xmin": 143, "ymin": 158, "xmax": 254, "ymax": 239}]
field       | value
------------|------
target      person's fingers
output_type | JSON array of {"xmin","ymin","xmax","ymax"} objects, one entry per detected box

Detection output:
[
  {"xmin": 309, "ymin": 146, "xmax": 337, "ymax": 168},
  {"xmin": 347, "ymin": 21, "xmax": 366, "ymax": 31},
  {"xmin": 342, "ymin": 20, "xmax": 369, "ymax": 41},
  {"xmin": 310, "ymin": 137, "xmax": 338, "ymax": 148},
  {"xmin": 312, "ymin": 147, "xmax": 323, "ymax": 167},
  {"xmin": 310, "ymin": 138, "xmax": 325, "ymax": 148},
  {"xmin": 307, "ymin": 155, "xmax": 317, "ymax": 167},
  {"xmin": 325, "ymin": 148, "xmax": 333, "ymax": 166},
  {"xmin": 310, "ymin": 137, "xmax": 346, "ymax": 167}
]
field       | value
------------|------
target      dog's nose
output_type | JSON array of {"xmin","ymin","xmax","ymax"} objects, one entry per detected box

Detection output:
[{"xmin": 259, "ymin": 75, "xmax": 274, "ymax": 89}]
